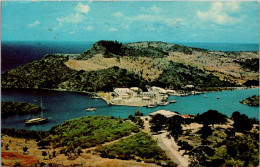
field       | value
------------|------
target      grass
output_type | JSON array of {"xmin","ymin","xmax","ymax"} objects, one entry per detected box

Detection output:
[
  {"xmin": 47, "ymin": 116, "xmax": 140, "ymax": 148},
  {"xmin": 96, "ymin": 132, "xmax": 172, "ymax": 165}
]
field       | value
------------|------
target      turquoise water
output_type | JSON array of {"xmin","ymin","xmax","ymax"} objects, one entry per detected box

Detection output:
[{"xmin": 1, "ymin": 88, "xmax": 259, "ymax": 131}]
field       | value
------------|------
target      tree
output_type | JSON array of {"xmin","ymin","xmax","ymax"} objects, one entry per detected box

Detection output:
[
  {"xmin": 166, "ymin": 115, "xmax": 183, "ymax": 140},
  {"xmin": 42, "ymin": 151, "xmax": 47, "ymax": 160},
  {"xmin": 231, "ymin": 111, "xmax": 253, "ymax": 132},
  {"xmin": 195, "ymin": 110, "xmax": 227, "ymax": 126},
  {"xmin": 23, "ymin": 146, "xmax": 28, "ymax": 154},
  {"xmin": 134, "ymin": 110, "xmax": 143, "ymax": 116},
  {"xmin": 200, "ymin": 124, "xmax": 213, "ymax": 139},
  {"xmin": 149, "ymin": 114, "xmax": 167, "ymax": 133},
  {"xmin": 128, "ymin": 114, "xmax": 134, "ymax": 121},
  {"xmin": 37, "ymin": 140, "xmax": 50, "ymax": 149},
  {"xmin": 226, "ymin": 134, "xmax": 259, "ymax": 166}
]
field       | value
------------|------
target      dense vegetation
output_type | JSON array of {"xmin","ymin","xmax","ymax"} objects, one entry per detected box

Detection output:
[
  {"xmin": 152, "ymin": 61, "xmax": 235, "ymax": 89},
  {"xmin": 148, "ymin": 110, "xmax": 259, "ymax": 166},
  {"xmin": 45, "ymin": 116, "xmax": 139, "ymax": 148},
  {"xmin": 1, "ymin": 101, "xmax": 41, "ymax": 117},
  {"xmin": 97, "ymin": 132, "xmax": 176, "ymax": 166},
  {"xmin": 1, "ymin": 128, "xmax": 50, "ymax": 141},
  {"xmin": 240, "ymin": 95, "xmax": 259, "ymax": 106},
  {"xmin": 234, "ymin": 58, "xmax": 259, "ymax": 72},
  {"xmin": 1, "ymin": 55, "xmax": 147, "ymax": 92},
  {"xmin": 78, "ymin": 40, "xmax": 208, "ymax": 60}
]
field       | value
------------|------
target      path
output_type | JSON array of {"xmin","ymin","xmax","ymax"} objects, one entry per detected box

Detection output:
[{"xmin": 141, "ymin": 116, "xmax": 189, "ymax": 167}]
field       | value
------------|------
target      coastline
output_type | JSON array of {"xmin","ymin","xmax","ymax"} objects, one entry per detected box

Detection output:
[{"xmin": 2, "ymin": 86, "xmax": 259, "ymax": 108}]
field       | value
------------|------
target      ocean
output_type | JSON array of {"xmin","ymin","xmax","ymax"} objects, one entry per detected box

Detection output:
[
  {"xmin": 1, "ymin": 41, "xmax": 259, "ymax": 72},
  {"xmin": 1, "ymin": 88, "xmax": 259, "ymax": 131}
]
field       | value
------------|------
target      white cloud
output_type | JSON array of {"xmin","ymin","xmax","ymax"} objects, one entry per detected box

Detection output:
[
  {"xmin": 57, "ymin": 13, "xmax": 85, "ymax": 23},
  {"xmin": 75, "ymin": 2, "xmax": 90, "ymax": 14},
  {"xmin": 112, "ymin": 12, "xmax": 124, "ymax": 17},
  {"xmin": 56, "ymin": 2, "xmax": 90, "ymax": 28},
  {"xmin": 109, "ymin": 27, "xmax": 118, "ymax": 32},
  {"xmin": 69, "ymin": 31, "xmax": 76, "ymax": 34},
  {"xmin": 226, "ymin": 2, "xmax": 240, "ymax": 12},
  {"xmin": 140, "ymin": 5, "xmax": 161, "ymax": 13},
  {"xmin": 146, "ymin": 24, "xmax": 155, "ymax": 31},
  {"xmin": 127, "ymin": 14, "xmax": 186, "ymax": 28},
  {"xmin": 28, "ymin": 20, "xmax": 40, "ymax": 27},
  {"xmin": 86, "ymin": 26, "xmax": 94, "ymax": 31},
  {"xmin": 197, "ymin": 2, "xmax": 242, "ymax": 25}
]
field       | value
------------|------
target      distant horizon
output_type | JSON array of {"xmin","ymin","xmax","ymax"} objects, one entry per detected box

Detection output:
[{"xmin": 1, "ymin": 40, "xmax": 259, "ymax": 45}]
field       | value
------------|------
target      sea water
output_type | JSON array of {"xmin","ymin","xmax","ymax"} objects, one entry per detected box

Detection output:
[{"xmin": 1, "ymin": 88, "xmax": 259, "ymax": 131}]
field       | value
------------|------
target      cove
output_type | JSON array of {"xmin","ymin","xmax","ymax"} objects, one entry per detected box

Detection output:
[{"xmin": 1, "ymin": 88, "xmax": 259, "ymax": 131}]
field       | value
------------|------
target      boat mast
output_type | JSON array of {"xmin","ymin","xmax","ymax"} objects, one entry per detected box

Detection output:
[{"xmin": 40, "ymin": 96, "xmax": 43, "ymax": 118}]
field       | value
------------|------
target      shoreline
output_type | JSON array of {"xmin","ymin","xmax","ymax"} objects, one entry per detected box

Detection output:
[{"xmin": 2, "ymin": 86, "xmax": 259, "ymax": 108}]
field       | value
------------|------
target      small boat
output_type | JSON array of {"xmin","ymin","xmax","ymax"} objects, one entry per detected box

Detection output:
[
  {"xmin": 26, "ymin": 97, "xmax": 48, "ymax": 125},
  {"xmin": 204, "ymin": 95, "xmax": 207, "ymax": 98},
  {"xmin": 91, "ymin": 95, "xmax": 102, "ymax": 99},
  {"xmin": 86, "ymin": 107, "xmax": 96, "ymax": 111},
  {"xmin": 147, "ymin": 103, "xmax": 157, "ymax": 108},
  {"xmin": 157, "ymin": 101, "xmax": 169, "ymax": 106},
  {"xmin": 169, "ymin": 100, "xmax": 177, "ymax": 103},
  {"xmin": 217, "ymin": 97, "xmax": 220, "ymax": 99},
  {"xmin": 25, "ymin": 117, "xmax": 48, "ymax": 124}
]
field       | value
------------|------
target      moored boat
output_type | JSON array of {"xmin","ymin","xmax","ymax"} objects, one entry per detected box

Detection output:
[
  {"xmin": 157, "ymin": 101, "xmax": 169, "ymax": 106},
  {"xmin": 86, "ymin": 107, "xmax": 97, "ymax": 111},
  {"xmin": 91, "ymin": 95, "xmax": 102, "ymax": 99},
  {"xmin": 25, "ymin": 97, "xmax": 48, "ymax": 125},
  {"xmin": 169, "ymin": 100, "xmax": 177, "ymax": 103},
  {"xmin": 146, "ymin": 103, "xmax": 158, "ymax": 108}
]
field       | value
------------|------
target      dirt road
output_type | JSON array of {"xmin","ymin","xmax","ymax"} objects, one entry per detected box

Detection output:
[{"xmin": 141, "ymin": 116, "xmax": 189, "ymax": 167}]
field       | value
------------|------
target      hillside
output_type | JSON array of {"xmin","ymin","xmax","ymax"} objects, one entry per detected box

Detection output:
[
  {"xmin": 1, "ymin": 101, "xmax": 42, "ymax": 118},
  {"xmin": 1, "ymin": 40, "xmax": 258, "ymax": 92},
  {"xmin": 240, "ymin": 95, "xmax": 259, "ymax": 106}
]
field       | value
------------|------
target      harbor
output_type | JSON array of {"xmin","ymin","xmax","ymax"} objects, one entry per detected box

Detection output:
[{"xmin": 1, "ymin": 88, "xmax": 259, "ymax": 131}]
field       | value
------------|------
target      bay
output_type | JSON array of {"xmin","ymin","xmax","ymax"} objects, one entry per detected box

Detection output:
[{"xmin": 1, "ymin": 88, "xmax": 259, "ymax": 131}]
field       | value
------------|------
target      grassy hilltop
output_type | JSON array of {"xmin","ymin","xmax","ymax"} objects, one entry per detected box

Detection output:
[{"xmin": 3, "ymin": 40, "xmax": 258, "ymax": 92}]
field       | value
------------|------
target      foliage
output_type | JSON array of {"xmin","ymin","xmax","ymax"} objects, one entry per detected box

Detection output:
[
  {"xmin": 231, "ymin": 111, "xmax": 254, "ymax": 132},
  {"xmin": 149, "ymin": 114, "xmax": 167, "ymax": 133},
  {"xmin": 134, "ymin": 110, "xmax": 144, "ymax": 116},
  {"xmin": 128, "ymin": 113, "xmax": 144, "ymax": 128},
  {"xmin": 240, "ymin": 95, "xmax": 259, "ymax": 106},
  {"xmin": 47, "ymin": 116, "xmax": 139, "ymax": 148},
  {"xmin": 195, "ymin": 110, "xmax": 227, "ymax": 126},
  {"xmin": 1, "ymin": 101, "xmax": 41, "ymax": 117},
  {"xmin": 243, "ymin": 79, "xmax": 259, "ymax": 86},
  {"xmin": 97, "ymin": 132, "xmax": 171, "ymax": 164},
  {"xmin": 234, "ymin": 58, "xmax": 259, "ymax": 72},
  {"xmin": 166, "ymin": 115, "xmax": 183, "ymax": 140},
  {"xmin": 152, "ymin": 61, "xmax": 235, "ymax": 89},
  {"xmin": 226, "ymin": 135, "xmax": 259, "ymax": 166},
  {"xmin": 1, "ymin": 128, "xmax": 50, "ymax": 141},
  {"xmin": 198, "ymin": 124, "xmax": 213, "ymax": 139},
  {"xmin": 1, "ymin": 55, "xmax": 147, "ymax": 92}
]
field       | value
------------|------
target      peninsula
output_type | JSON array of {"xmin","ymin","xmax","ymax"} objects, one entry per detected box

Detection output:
[{"xmin": 1, "ymin": 41, "xmax": 259, "ymax": 94}]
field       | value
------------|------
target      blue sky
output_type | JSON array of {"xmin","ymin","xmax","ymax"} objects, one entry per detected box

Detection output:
[{"xmin": 1, "ymin": 1, "xmax": 259, "ymax": 43}]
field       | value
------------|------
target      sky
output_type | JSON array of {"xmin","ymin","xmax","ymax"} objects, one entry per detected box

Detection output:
[{"xmin": 1, "ymin": 1, "xmax": 259, "ymax": 43}]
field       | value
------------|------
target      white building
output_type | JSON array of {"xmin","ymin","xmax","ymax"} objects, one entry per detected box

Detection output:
[
  {"xmin": 130, "ymin": 87, "xmax": 142, "ymax": 93},
  {"xmin": 139, "ymin": 92, "xmax": 156, "ymax": 98},
  {"xmin": 114, "ymin": 88, "xmax": 132, "ymax": 96},
  {"xmin": 150, "ymin": 86, "xmax": 167, "ymax": 94},
  {"xmin": 149, "ymin": 110, "xmax": 179, "ymax": 118}
]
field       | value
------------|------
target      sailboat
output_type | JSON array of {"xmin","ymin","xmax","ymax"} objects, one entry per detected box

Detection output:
[
  {"xmin": 25, "ymin": 97, "xmax": 48, "ymax": 125},
  {"xmin": 86, "ymin": 97, "xmax": 97, "ymax": 111}
]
